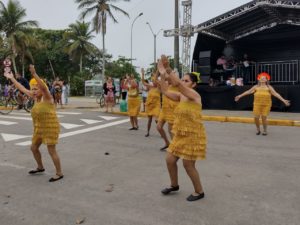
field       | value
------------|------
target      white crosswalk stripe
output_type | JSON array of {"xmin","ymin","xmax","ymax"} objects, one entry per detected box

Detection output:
[
  {"xmin": 1, "ymin": 133, "xmax": 31, "ymax": 142},
  {"xmin": 0, "ymin": 120, "xmax": 18, "ymax": 125},
  {"xmin": 80, "ymin": 119, "xmax": 103, "ymax": 124}
]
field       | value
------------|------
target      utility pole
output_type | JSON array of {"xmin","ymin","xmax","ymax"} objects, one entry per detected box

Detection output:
[{"xmin": 174, "ymin": 0, "xmax": 180, "ymax": 72}]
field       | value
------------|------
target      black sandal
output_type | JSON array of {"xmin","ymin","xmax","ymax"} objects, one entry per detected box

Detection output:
[
  {"xmin": 262, "ymin": 132, "xmax": 268, "ymax": 136},
  {"xmin": 145, "ymin": 133, "xmax": 150, "ymax": 137},
  {"xmin": 256, "ymin": 131, "xmax": 261, "ymax": 135},
  {"xmin": 160, "ymin": 145, "xmax": 169, "ymax": 151},
  {"xmin": 28, "ymin": 168, "xmax": 45, "ymax": 174},
  {"xmin": 161, "ymin": 186, "xmax": 179, "ymax": 195},
  {"xmin": 186, "ymin": 192, "xmax": 205, "ymax": 201},
  {"xmin": 49, "ymin": 174, "xmax": 64, "ymax": 182}
]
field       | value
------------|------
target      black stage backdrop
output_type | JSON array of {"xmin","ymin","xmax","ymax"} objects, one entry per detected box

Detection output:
[{"xmin": 196, "ymin": 85, "xmax": 300, "ymax": 112}]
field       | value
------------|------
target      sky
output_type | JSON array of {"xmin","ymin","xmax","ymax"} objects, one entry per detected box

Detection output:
[{"xmin": 3, "ymin": 0, "xmax": 251, "ymax": 72}]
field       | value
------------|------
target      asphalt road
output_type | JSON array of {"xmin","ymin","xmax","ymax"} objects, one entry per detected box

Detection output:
[{"xmin": 0, "ymin": 109, "xmax": 299, "ymax": 225}]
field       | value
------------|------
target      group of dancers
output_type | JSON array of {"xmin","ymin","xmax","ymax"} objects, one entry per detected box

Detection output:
[{"xmin": 3, "ymin": 55, "xmax": 290, "ymax": 202}]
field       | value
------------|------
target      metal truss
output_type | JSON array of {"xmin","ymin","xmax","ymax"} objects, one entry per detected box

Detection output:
[
  {"xmin": 194, "ymin": 0, "xmax": 300, "ymax": 33},
  {"xmin": 164, "ymin": 0, "xmax": 194, "ymax": 73}
]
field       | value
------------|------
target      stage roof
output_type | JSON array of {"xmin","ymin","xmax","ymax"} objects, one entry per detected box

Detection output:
[{"xmin": 194, "ymin": 0, "xmax": 300, "ymax": 42}]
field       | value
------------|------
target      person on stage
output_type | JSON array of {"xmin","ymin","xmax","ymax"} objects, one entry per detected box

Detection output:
[
  {"xmin": 157, "ymin": 55, "xmax": 207, "ymax": 201},
  {"xmin": 141, "ymin": 69, "xmax": 161, "ymax": 137},
  {"xmin": 4, "ymin": 65, "xmax": 63, "ymax": 182},
  {"xmin": 235, "ymin": 72, "xmax": 290, "ymax": 135},
  {"xmin": 125, "ymin": 74, "xmax": 140, "ymax": 130}
]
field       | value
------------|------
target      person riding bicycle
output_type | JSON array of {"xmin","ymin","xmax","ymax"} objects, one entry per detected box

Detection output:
[
  {"xmin": 52, "ymin": 77, "xmax": 63, "ymax": 107},
  {"xmin": 15, "ymin": 73, "xmax": 30, "ymax": 110}
]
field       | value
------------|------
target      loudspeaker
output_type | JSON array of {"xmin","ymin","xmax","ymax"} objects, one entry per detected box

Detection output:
[{"xmin": 198, "ymin": 66, "xmax": 211, "ymax": 75}]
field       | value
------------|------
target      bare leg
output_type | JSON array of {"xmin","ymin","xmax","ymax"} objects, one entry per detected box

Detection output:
[
  {"xmin": 183, "ymin": 159, "xmax": 204, "ymax": 194},
  {"xmin": 47, "ymin": 145, "xmax": 63, "ymax": 177},
  {"xmin": 129, "ymin": 116, "xmax": 134, "ymax": 128},
  {"xmin": 168, "ymin": 123, "xmax": 173, "ymax": 139},
  {"xmin": 133, "ymin": 116, "xmax": 138, "ymax": 128},
  {"xmin": 254, "ymin": 116, "xmax": 261, "ymax": 134},
  {"xmin": 262, "ymin": 116, "xmax": 268, "ymax": 134},
  {"xmin": 30, "ymin": 139, "xmax": 43, "ymax": 169},
  {"xmin": 146, "ymin": 116, "xmax": 153, "ymax": 136},
  {"xmin": 157, "ymin": 120, "xmax": 170, "ymax": 148},
  {"xmin": 166, "ymin": 153, "xmax": 179, "ymax": 187}
]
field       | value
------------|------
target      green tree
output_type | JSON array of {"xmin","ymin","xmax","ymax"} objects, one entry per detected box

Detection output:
[
  {"xmin": 75, "ymin": 0, "xmax": 130, "ymax": 79},
  {"xmin": 63, "ymin": 21, "xmax": 99, "ymax": 73},
  {"xmin": 106, "ymin": 56, "xmax": 138, "ymax": 79},
  {"xmin": 0, "ymin": 0, "xmax": 38, "ymax": 73}
]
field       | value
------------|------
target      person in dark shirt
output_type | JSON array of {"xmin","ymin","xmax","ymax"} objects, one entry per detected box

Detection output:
[{"xmin": 15, "ymin": 73, "xmax": 30, "ymax": 109}]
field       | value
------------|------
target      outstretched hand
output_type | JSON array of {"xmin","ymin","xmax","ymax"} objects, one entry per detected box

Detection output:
[
  {"xmin": 3, "ymin": 71, "xmax": 14, "ymax": 80},
  {"xmin": 283, "ymin": 99, "xmax": 291, "ymax": 107},
  {"xmin": 234, "ymin": 95, "xmax": 240, "ymax": 102},
  {"xmin": 29, "ymin": 64, "xmax": 36, "ymax": 75}
]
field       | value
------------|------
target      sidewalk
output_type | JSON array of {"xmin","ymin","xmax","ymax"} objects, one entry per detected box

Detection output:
[{"xmin": 64, "ymin": 96, "xmax": 300, "ymax": 127}]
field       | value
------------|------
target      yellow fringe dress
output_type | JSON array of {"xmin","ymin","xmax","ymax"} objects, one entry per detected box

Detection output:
[
  {"xmin": 253, "ymin": 87, "xmax": 272, "ymax": 116},
  {"xmin": 168, "ymin": 101, "xmax": 207, "ymax": 160},
  {"xmin": 127, "ymin": 87, "xmax": 141, "ymax": 116},
  {"xmin": 158, "ymin": 86, "xmax": 179, "ymax": 124},
  {"xmin": 31, "ymin": 102, "xmax": 60, "ymax": 145},
  {"xmin": 145, "ymin": 87, "xmax": 161, "ymax": 117}
]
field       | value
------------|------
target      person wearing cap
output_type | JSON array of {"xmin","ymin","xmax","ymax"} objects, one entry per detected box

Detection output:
[
  {"xmin": 235, "ymin": 72, "xmax": 290, "ymax": 135},
  {"xmin": 4, "ymin": 65, "xmax": 63, "ymax": 182}
]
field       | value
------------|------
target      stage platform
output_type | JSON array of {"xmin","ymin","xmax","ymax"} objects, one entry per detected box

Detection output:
[{"xmin": 196, "ymin": 85, "xmax": 300, "ymax": 112}]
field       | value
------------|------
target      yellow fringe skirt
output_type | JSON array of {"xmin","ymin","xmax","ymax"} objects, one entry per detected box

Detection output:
[{"xmin": 127, "ymin": 96, "xmax": 141, "ymax": 116}]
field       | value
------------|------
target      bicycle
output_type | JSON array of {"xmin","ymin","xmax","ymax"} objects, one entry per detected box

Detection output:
[
  {"xmin": 0, "ymin": 87, "xmax": 17, "ymax": 114},
  {"xmin": 96, "ymin": 92, "xmax": 105, "ymax": 108}
]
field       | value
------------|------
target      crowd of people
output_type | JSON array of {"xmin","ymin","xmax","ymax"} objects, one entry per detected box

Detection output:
[{"xmin": 2, "ymin": 55, "xmax": 291, "ymax": 203}]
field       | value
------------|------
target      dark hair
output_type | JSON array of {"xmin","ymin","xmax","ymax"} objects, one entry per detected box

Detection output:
[{"xmin": 186, "ymin": 73, "xmax": 198, "ymax": 84}]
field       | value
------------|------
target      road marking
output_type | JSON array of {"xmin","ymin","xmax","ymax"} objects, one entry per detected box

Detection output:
[
  {"xmin": 99, "ymin": 116, "xmax": 119, "ymax": 121},
  {"xmin": 80, "ymin": 119, "xmax": 103, "ymax": 124},
  {"xmin": 60, "ymin": 123, "xmax": 84, "ymax": 129},
  {"xmin": 0, "ymin": 162, "xmax": 26, "ymax": 169},
  {"xmin": 0, "ymin": 120, "xmax": 18, "ymax": 125},
  {"xmin": 10, "ymin": 112, "xmax": 31, "ymax": 116},
  {"xmin": 1, "ymin": 133, "xmax": 31, "ymax": 142},
  {"xmin": 16, "ymin": 118, "xmax": 130, "ymax": 146},
  {"xmin": 56, "ymin": 112, "xmax": 82, "ymax": 115},
  {"xmin": 0, "ymin": 115, "xmax": 32, "ymax": 121}
]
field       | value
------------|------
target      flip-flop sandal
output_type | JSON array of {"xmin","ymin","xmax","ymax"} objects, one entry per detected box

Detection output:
[
  {"xmin": 160, "ymin": 145, "xmax": 169, "ymax": 151},
  {"xmin": 28, "ymin": 168, "xmax": 45, "ymax": 174}
]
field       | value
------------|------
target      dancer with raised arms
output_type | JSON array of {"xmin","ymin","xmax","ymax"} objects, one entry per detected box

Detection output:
[
  {"xmin": 4, "ymin": 65, "xmax": 63, "ymax": 182},
  {"xmin": 157, "ymin": 55, "xmax": 207, "ymax": 201}
]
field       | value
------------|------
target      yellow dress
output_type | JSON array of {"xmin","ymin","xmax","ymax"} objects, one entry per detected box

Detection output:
[
  {"xmin": 127, "ymin": 87, "xmax": 141, "ymax": 116},
  {"xmin": 168, "ymin": 101, "xmax": 207, "ymax": 160},
  {"xmin": 145, "ymin": 87, "xmax": 161, "ymax": 117},
  {"xmin": 253, "ymin": 87, "xmax": 272, "ymax": 116},
  {"xmin": 31, "ymin": 102, "xmax": 60, "ymax": 145},
  {"xmin": 158, "ymin": 86, "xmax": 179, "ymax": 124}
]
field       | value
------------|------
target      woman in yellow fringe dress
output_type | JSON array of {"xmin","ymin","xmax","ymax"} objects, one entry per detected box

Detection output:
[
  {"xmin": 157, "ymin": 56, "xmax": 207, "ymax": 201},
  {"xmin": 141, "ymin": 69, "xmax": 161, "ymax": 137},
  {"xmin": 4, "ymin": 65, "xmax": 63, "ymax": 182},
  {"xmin": 235, "ymin": 72, "xmax": 290, "ymax": 135},
  {"xmin": 157, "ymin": 81, "xmax": 179, "ymax": 151},
  {"xmin": 125, "ymin": 74, "xmax": 141, "ymax": 130}
]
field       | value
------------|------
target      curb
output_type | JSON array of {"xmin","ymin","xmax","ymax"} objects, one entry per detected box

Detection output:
[{"xmin": 111, "ymin": 111, "xmax": 299, "ymax": 127}]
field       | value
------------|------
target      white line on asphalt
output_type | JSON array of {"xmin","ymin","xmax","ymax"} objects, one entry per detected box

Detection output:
[
  {"xmin": 56, "ymin": 112, "xmax": 82, "ymax": 115},
  {"xmin": 0, "ymin": 120, "xmax": 18, "ymax": 125},
  {"xmin": 80, "ymin": 119, "xmax": 103, "ymax": 124},
  {"xmin": 1, "ymin": 133, "xmax": 31, "ymax": 142},
  {"xmin": 0, "ymin": 115, "xmax": 32, "ymax": 121},
  {"xmin": 0, "ymin": 162, "xmax": 26, "ymax": 169},
  {"xmin": 16, "ymin": 118, "xmax": 130, "ymax": 146},
  {"xmin": 10, "ymin": 112, "xmax": 31, "ymax": 116},
  {"xmin": 60, "ymin": 123, "xmax": 84, "ymax": 129}
]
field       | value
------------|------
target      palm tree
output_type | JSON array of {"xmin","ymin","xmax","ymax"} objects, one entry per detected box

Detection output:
[
  {"xmin": 63, "ymin": 21, "xmax": 99, "ymax": 73},
  {"xmin": 75, "ymin": 0, "xmax": 130, "ymax": 79},
  {"xmin": 0, "ymin": 0, "xmax": 38, "ymax": 73}
]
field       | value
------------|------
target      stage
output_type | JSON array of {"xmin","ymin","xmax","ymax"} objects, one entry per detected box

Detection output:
[{"xmin": 196, "ymin": 85, "xmax": 300, "ymax": 112}]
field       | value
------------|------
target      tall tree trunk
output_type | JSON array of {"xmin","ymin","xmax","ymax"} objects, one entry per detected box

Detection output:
[
  {"xmin": 11, "ymin": 43, "xmax": 18, "ymax": 74},
  {"xmin": 80, "ymin": 53, "xmax": 83, "ymax": 73},
  {"xmin": 102, "ymin": 31, "xmax": 105, "ymax": 81},
  {"xmin": 48, "ymin": 59, "xmax": 56, "ymax": 79},
  {"xmin": 174, "ymin": 0, "xmax": 180, "ymax": 75},
  {"xmin": 21, "ymin": 51, "xmax": 25, "ymax": 77}
]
